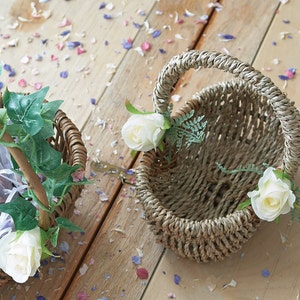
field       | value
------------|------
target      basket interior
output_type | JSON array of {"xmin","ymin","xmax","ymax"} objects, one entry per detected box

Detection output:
[{"xmin": 142, "ymin": 80, "xmax": 284, "ymax": 222}]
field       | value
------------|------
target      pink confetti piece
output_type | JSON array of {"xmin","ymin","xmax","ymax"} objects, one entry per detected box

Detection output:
[
  {"xmin": 18, "ymin": 78, "xmax": 27, "ymax": 87},
  {"xmin": 141, "ymin": 41, "xmax": 151, "ymax": 51},
  {"xmin": 33, "ymin": 82, "xmax": 43, "ymax": 90},
  {"xmin": 77, "ymin": 291, "xmax": 88, "ymax": 300},
  {"xmin": 56, "ymin": 42, "xmax": 65, "ymax": 50},
  {"xmin": 77, "ymin": 46, "xmax": 86, "ymax": 55},
  {"xmin": 136, "ymin": 267, "xmax": 149, "ymax": 280},
  {"xmin": 58, "ymin": 18, "xmax": 71, "ymax": 27}
]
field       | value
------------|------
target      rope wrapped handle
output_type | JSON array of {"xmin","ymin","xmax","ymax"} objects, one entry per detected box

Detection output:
[{"xmin": 152, "ymin": 50, "xmax": 300, "ymax": 176}]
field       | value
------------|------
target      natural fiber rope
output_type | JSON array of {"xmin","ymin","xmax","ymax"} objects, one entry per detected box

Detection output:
[{"xmin": 136, "ymin": 50, "xmax": 300, "ymax": 262}]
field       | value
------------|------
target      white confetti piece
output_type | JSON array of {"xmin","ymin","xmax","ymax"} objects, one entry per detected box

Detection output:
[
  {"xmin": 175, "ymin": 33, "xmax": 185, "ymax": 40},
  {"xmin": 223, "ymin": 279, "xmax": 237, "ymax": 289},
  {"xmin": 171, "ymin": 94, "xmax": 181, "ymax": 102},
  {"xmin": 79, "ymin": 263, "xmax": 88, "ymax": 276}
]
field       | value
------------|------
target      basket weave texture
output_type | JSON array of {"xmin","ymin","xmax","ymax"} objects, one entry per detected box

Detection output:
[
  {"xmin": 136, "ymin": 50, "xmax": 300, "ymax": 262},
  {"xmin": 0, "ymin": 107, "xmax": 87, "ymax": 285}
]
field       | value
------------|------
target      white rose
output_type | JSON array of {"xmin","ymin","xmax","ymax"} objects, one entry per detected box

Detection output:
[
  {"xmin": 122, "ymin": 113, "xmax": 166, "ymax": 151},
  {"xmin": 247, "ymin": 167, "xmax": 296, "ymax": 221},
  {"xmin": 0, "ymin": 227, "xmax": 42, "ymax": 283}
]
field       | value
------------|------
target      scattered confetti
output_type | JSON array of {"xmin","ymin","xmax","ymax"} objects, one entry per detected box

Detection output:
[
  {"xmin": 60, "ymin": 71, "xmax": 69, "ymax": 78},
  {"xmin": 261, "ymin": 269, "xmax": 270, "ymax": 278},
  {"xmin": 174, "ymin": 274, "xmax": 181, "ymax": 285},
  {"xmin": 152, "ymin": 30, "xmax": 161, "ymax": 38},
  {"xmin": 223, "ymin": 279, "xmax": 237, "ymax": 289},
  {"xmin": 122, "ymin": 39, "xmax": 133, "ymax": 49},
  {"xmin": 79, "ymin": 263, "xmax": 89, "ymax": 276},
  {"xmin": 141, "ymin": 41, "xmax": 151, "ymax": 51},
  {"xmin": 77, "ymin": 291, "xmax": 88, "ymax": 300},
  {"xmin": 131, "ymin": 255, "xmax": 141, "ymax": 265},
  {"xmin": 136, "ymin": 267, "xmax": 149, "ymax": 280},
  {"xmin": 18, "ymin": 79, "xmax": 27, "ymax": 87},
  {"xmin": 218, "ymin": 33, "xmax": 235, "ymax": 41}
]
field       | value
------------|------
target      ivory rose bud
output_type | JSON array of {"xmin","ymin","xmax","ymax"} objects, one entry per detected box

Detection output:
[
  {"xmin": 0, "ymin": 227, "xmax": 42, "ymax": 283},
  {"xmin": 122, "ymin": 113, "xmax": 166, "ymax": 151},
  {"xmin": 247, "ymin": 167, "xmax": 296, "ymax": 221}
]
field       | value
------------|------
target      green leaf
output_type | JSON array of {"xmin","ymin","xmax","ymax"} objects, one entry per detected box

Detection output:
[
  {"xmin": 46, "ymin": 226, "xmax": 61, "ymax": 248},
  {"xmin": 125, "ymin": 100, "xmax": 152, "ymax": 115},
  {"xmin": 43, "ymin": 163, "xmax": 80, "ymax": 182},
  {"xmin": 0, "ymin": 108, "xmax": 8, "ymax": 126},
  {"xmin": 56, "ymin": 217, "xmax": 84, "ymax": 232},
  {"xmin": 40, "ymin": 100, "xmax": 63, "ymax": 138},
  {"xmin": 237, "ymin": 199, "xmax": 251, "ymax": 210},
  {"xmin": 3, "ymin": 87, "xmax": 49, "ymax": 135},
  {"xmin": 0, "ymin": 197, "xmax": 38, "ymax": 231}
]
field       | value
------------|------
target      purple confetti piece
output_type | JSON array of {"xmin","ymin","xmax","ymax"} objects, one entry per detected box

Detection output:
[
  {"xmin": 152, "ymin": 30, "xmax": 161, "ymax": 38},
  {"xmin": 41, "ymin": 39, "xmax": 48, "ymax": 45},
  {"xmin": 139, "ymin": 10, "xmax": 146, "ymax": 16},
  {"xmin": 272, "ymin": 41, "xmax": 277, "ymax": 46},
  {"xmin": 174, "ymin": 274, "xmax": 181, "ymax": 285},
  {"xmin": 36, "ymin": 296, "xmax": 46, "ymax": 300},
  {"xmin": 0, "ymin": 82, "xmax": 3, "ymax": 89},
  {"xmin": 60, "ymin": 71, "xmax": 68, "ymax": 78},
  {"xmin": 159, "ymin": 48, "xmax": 166, "ymax": 54},
  {"xmin": 126, "ymin": 169, "xmax": 134, "ymax": 175},
  {"xmin": 99, "ymin": 2, "xmax": 106, "ymax": 9},
  {"xmin": 131, "ymin": 255, "xmax": 141, "ymax": 265},
  {"xmin": 283, "ymin": 19, "xmax": 290, "ymax": 24},
  {"xmin": 66, "ymin": 41, "xmax": 81, "ymax": 49},
  {"xmin": 90, "ymin": 98, "xmax": 96, "ymax": 105},
  {"xmin": 103, "ymin": 14, "xmax": 112, "ymax": 20},
  {"xmin": 261, "ymin": 269, "xmax": 270, "ymax": 277},
  {"xmin": 133, "ymin": 22, "xmax": 142, "ymax": 29},
  {"xmin": 122, "ymin": 39, "xmax": 133, "ymax": 50}
]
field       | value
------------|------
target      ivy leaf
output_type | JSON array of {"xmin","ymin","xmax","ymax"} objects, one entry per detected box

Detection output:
[
  {"xmin": 42, "ymin": 163, "xmax": 80, "ymax": 182},
  {"xmin": 0, "ymin": 197, "xmax": 38, "ymax": 231},
  {"xmin": 40, "ymin": 100, "xmax": 63, "ymax": 139},
  {"xmin": 3, "ymin": 87, "xmax": 49, "ymax": 135},
  {"xmin": 56, "ymin": 217, "xmax": 84, "ymax": 232},
  {"xmin": 46, "ymin": 226, "xmax": 61, "ymax": 248}
]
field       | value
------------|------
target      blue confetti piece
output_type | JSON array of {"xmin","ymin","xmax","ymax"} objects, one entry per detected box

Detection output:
[
  {"xmin": 60, "ymin": 30, "xmax": 71, "ymax": 36},
  {"xmin": 278, "ymin": 75, "xmax": 289, "ymax": 80},
  {"xmin": 90, "ymin": 98, "xmax": 96, "ymax": 105},
  {"xmin": 104, "ymin": 14, "xmax": 112, "ymax": 20},
  {"xmin": 66, "ymin": 41, "xmax": 81, "ymax": 49},
  {"xmin": 41, "ymin": 39, "xmax": 48, "ymax": 45},
  {"xmin": 126, "ymin": 169, "xmax": 134, "ymax": 175},
  {"xmin": 9, "ymin": 70, "xmax": 16, "ymax": 77},
  {"xmin": 152, "ymin": 30, "xmax": 161, "ymax": 38},
  {"xmin": 60, "ymin": 71, "xmax": 68, "ymax": 78},
  {"xmin": 159, "ymin": 48, "xmax": 166, "ymax": 54},
  {"xmin": 261, "ymin": 269, "xmax": 270, "ymax": 277},
  {"xmin": 131, "ymin": 255, "xmax": 141, "ymax": 265},
  {"xmin": 3, "ymin": 64, "xmax": 12, "ymax": 72},
  {"xmin": 174, "ymin": 274, "xmax": 181, "ymax": 285},
  {"xmin": 0, "ymin": 82, "xmax": 3, "ymax": 90},
  {"xmin": 36, "ymin": 296, "xmax": 46, "ymax": 300},
  {"xmin": 218, "ymin": 33, "xmax": 235, "ymax": 41},
  {"xmin": 122, "ymin": 39, "xmax": 133, "ymax": 50}
]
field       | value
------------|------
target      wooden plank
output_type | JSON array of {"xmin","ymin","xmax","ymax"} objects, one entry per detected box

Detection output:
[
  {"xmin": 143, "ymin": 1, "xmax": 300, "ymax": 299},
  {"xmin": 62, "ymin": 1, "xmax": 217, "ymax": 299}
]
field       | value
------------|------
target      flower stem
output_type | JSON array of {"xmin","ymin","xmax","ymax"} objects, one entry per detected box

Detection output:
[{"xmin": 0, "ymin": 128, "xmax": 50, "ymax": 230}]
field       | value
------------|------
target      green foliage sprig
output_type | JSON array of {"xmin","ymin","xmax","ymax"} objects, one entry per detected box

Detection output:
[{"xmin": 0, "ymin": 87, "xmax": 88, "ymax": 252}]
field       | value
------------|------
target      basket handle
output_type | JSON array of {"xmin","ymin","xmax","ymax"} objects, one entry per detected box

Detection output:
[{"xmin": 152, "ymin": 50, "xmax": 300, "ymax": 176}]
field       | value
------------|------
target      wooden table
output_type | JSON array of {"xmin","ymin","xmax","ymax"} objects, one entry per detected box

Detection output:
[{"xmin": 1, "ymin": 1, "xmax": 300, "ymax": 299}]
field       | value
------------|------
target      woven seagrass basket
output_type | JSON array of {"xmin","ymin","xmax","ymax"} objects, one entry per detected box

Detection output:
[
  {"xmin": 136, "ymin": 50, "xmax": 300, "ymax": 262},
  {"xmin": 0, "ymin": 97, "xmax": 87, "ymax": 285}
]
